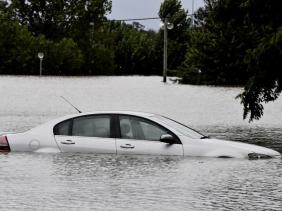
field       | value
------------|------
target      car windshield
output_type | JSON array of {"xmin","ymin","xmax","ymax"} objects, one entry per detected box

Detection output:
[{"xmin": 151, "ymin": 115, "xmax": 205, "ymax": 139}]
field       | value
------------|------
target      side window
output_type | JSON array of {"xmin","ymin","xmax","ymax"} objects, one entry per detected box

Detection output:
[
  {"xmin": 119, "ymin": 116, "xmax": 169, "ymax": 141},
  {"xmin": 119, "ymin": 118, "xmax": 134, "ymax": 139},
  {"xmin": 54, "ymin": 120, "xmax": 71, "ymax": 136},
  {"xmin": 72, "ymin": 115, "xmax": 110, "ymax": 138}
]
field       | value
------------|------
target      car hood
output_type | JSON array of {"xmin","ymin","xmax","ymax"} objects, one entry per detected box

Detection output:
[{"xmin": 203, "ymin": 138, "xmax": 281, "ymax": 157}]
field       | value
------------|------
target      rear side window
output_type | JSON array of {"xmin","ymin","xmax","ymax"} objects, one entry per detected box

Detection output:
[
  {"xmin": 54, "ymin": 115, "xmax": 111, "ymax": 138},
  {"xmin": 72, "ymin": 115, "xmax": 110, "ymax": 138},
  {"xmin": 54, "ymin": 120, "xmax": 71, "ymax": 136}
]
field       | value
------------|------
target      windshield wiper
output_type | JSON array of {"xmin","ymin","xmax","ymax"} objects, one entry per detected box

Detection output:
[{"xmin": 200, "ymin": 135, "xmax": 210, "ymax": 139}]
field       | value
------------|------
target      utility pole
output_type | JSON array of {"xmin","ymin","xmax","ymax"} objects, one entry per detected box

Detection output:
[
  {"xmin": 90, "ymin": 22, "xmax": 95, "ymax": 73},
  {"xmin": 38, "ymin": 52, "xmax": 44, "ymax": 76},
  {"xmin": 163, "ymin": 18, "xmax": 168, "ymax": 83},
  {"xmin": 192, "ymin": 0, "xmax": 195, "ymax": 26},
  {"xmin": 90, "ymin": 22, "xmax": 95, "ymax": 48},
  {"xmin": 162, "ymin": 18, "xmax": 173, "ymax": 83}
]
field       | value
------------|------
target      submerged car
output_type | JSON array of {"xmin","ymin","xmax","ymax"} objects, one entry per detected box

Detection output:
[{"xmin": 0, "ymin": 111, "xmax": 280, "ymax": 159}]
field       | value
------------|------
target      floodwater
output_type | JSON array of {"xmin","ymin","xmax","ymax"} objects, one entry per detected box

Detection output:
[{"xmin": 0, "ymin": 76, "xmax": 281, "ymax": 210}]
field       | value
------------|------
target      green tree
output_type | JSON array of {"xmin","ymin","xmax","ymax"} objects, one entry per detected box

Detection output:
[
  {"xmin": 179, "ymin": 0, "xmax": 282, "ymax": 121},
  {"xmin": 158, "ymin": 0, "xmax": 191, "ymax": 71},
  {"xmin": 179, "ymin": 0, "xmax": 253, "ymax": 85},
  {"xmin": 102, "ymin": 21, "xmax": 159, "ymax": 75},
  {"xmin": 7, "ymin": 0, "xmax": 112, "ymax": 40},
  {"xmin": 44, "ymin": 38, "xmax": 84, "ymax": 75},
  {"xmin": 0, "ymin": 12, "xmax": 36, "ymax": 74},
  {"xmin": 0, "ymin": 7, "xmax": 84, "ymax": 75},
  {"xmin": 237, "ymin": 0, "xmax": 282, "ymax": 121},
  {"xmin": 6, "ymin": 0, "xmax": 112, "ymax": 74}
]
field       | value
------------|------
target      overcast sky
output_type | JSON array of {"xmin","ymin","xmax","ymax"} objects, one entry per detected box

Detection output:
[{"xmin": 108, "ymin": 0, "xmax": 204, "ymax": 30}]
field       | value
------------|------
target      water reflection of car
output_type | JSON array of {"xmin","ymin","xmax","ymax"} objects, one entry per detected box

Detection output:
[{"xmin": 0, "ymin": 111, "xmax": 281, "ymax": 159}]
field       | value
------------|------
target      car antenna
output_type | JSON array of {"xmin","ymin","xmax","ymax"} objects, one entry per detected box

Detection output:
[{"xmin": 60, "ymin": 96, "xmax": 82, "ymax": 113}]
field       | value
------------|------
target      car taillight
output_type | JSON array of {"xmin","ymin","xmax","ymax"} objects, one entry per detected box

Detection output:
[{"xmin": 0, "ymin": 136, "xmax": 10, "ymax": 152}]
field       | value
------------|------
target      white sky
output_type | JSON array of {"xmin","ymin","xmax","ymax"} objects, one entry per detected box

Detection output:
[{"xmin": 108, "ymin": 0, "xmax": 204, "ymax": 30}]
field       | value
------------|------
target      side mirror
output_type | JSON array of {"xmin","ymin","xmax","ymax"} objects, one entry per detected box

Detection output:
[{"xmin": 160, "ymin": 134, "xmax": 175, "ymax": 144}]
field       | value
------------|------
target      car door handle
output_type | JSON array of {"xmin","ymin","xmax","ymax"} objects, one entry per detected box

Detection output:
[
  {"xmin": 61, "ymin": 140, "xmax": 75, "ymax": 145},
  {"xmin": 120, "ymin": 144, "xmax": 135, "ymax": 149}
]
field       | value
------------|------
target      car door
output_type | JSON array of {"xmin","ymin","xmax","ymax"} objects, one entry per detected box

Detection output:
[
  {"xmin": 54, "ymin": 114, "xmax": 116, "ymax": 153},
  {"xmin": 116, "ymin": 115, "xmax": 183, "ymax": 156}
]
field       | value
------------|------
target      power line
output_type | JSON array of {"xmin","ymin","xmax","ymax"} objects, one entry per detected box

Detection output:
[
  {"xmin": 111, "ymin": 17, "xmax": 160, "ymax": 22},
  {"xmin": 0, "ymin": 17, "xmax": 161, "ymax": 23},
  {"xmin": 111, "ymin": 14, "xmax": 193, "ymax": 22},
  {"xmin": 0, "ymin": 14, "xmax": 194, "ymax": 23}
]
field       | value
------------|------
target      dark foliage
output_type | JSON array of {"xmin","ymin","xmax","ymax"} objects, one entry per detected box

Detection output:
[{"xmin": 179, "ymin": 0, "xmax": 282, "ymax": 121}]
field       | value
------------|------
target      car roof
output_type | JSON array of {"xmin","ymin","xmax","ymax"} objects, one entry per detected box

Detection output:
[
  {"xmin": 31, "ymin": 110, "xmax": 159, "ymax": 132},
  {"xmin": 78, "ymin": 110, "xmax": 156, "ymax": 117},
  {"xmin": 53, "ymin": 110, "xmax": 158, "ymax": 125}
]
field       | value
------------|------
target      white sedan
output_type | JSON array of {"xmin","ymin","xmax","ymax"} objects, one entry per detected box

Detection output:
[{"xmin": 0, "ymin": 111, "xmax": 280, "ymax": 159}]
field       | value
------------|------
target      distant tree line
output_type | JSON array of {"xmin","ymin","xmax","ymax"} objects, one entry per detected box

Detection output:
[
  {"xmin": 0, "ymin": 0, "xmax": 189, "ymax": 76},
  {"xmin": 0, "ymin": 0, "xmax": 281, "ymax": 121}
]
